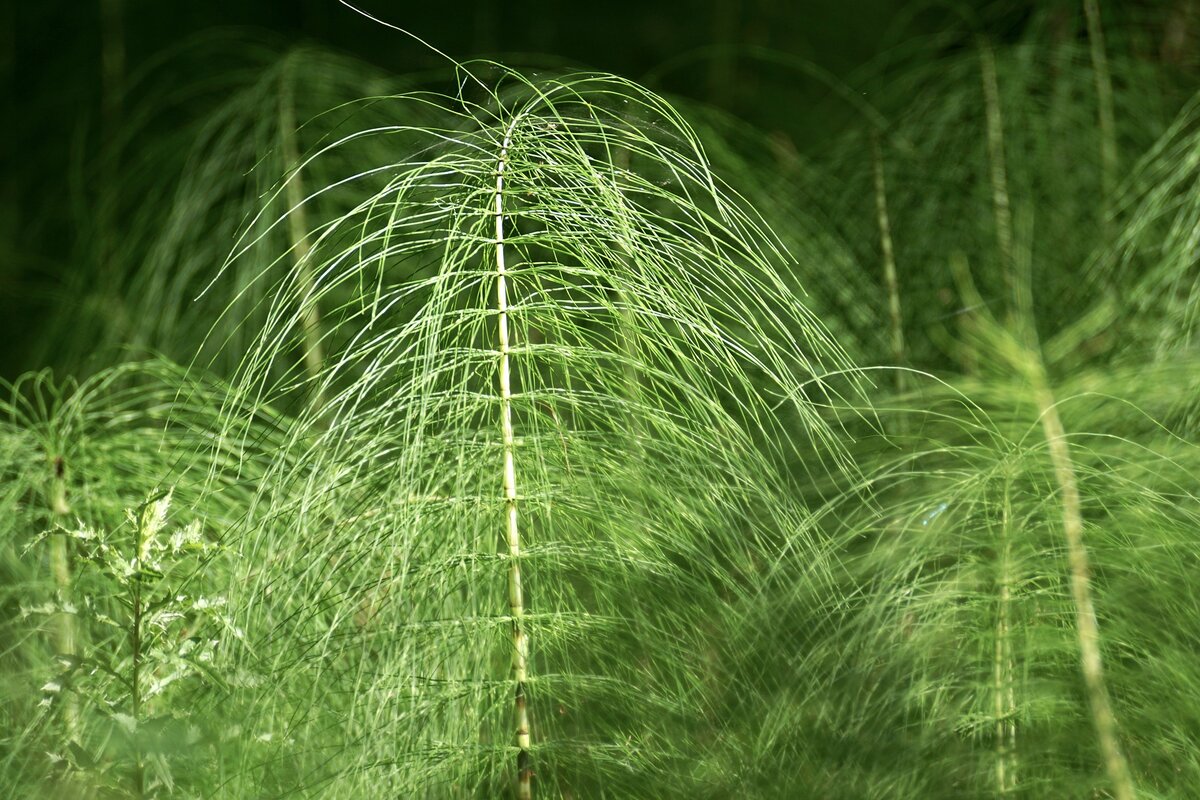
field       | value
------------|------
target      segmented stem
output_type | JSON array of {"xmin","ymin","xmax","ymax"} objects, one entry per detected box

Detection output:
[
  {"xmin": 993, "ymin": 494, "xmax": 1017, "ymax": 794},
  {"xmin": 1083, "ymin": 0, "xmax": 1118, "ymax": 200},
  {"xmin": 1031, "ymin": 367, "xmax": 1136, "ymax": 800},
  {"xmin": 280, "ymin": 70, "xmax": 326, "ymax": 408},
  {"xmin": 495, "ymin": 120, "xmax": 533, "ymax": 800},
  {"xmin": 871, "ymin": 133, "xmax": 906, "ymax": 393},
  {"xmin": 979, "ymin": 39, "xmax": 1015, "ymax": 317},
  {"xmin": 48, "ymin": 457, "xmax": 78, "ymax": 737}
]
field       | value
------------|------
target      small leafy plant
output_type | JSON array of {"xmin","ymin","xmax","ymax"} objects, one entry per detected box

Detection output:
[{"xmin": 25, "ymin": 490, "xmax": 233, "ymax": 799}]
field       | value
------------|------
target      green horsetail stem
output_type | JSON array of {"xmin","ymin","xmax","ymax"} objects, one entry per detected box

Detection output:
[
  {"xmin": 47, "ymin": 457, "xmax": 79, "ymax": 739},
  {"xmin": 495, "ymin": 118, "xmax": 534, "ymax": 800},
  {"xmin": 978, "ymin": 38, "xmax": 1016, "ymax": 320},
  {"xmin": 871, "ymin": 133, "xmax": 906, "ymax": 394},
  {"xmin": 280, "ymin": 65, "xmax": 327, "ymax": 409},
  {"xmin": 993, "ymin": 492, "xmax": 1018, "ymax": 795},
  {"xmin": 1030, "ymin": 362, "xmax": 1136, "ymax": 800},
  {"xmin": 1083, "ymin": 0, "xmax": 1118, "ymax": 201}
]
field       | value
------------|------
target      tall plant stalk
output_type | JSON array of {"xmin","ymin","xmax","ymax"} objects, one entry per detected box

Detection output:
[
  {"xmin": 1028, "ymin": 358, "xmax": 1135, "ymax": 800},
  {"xmin": 871, "ymin": 133, "xmax": 906, "ymax": 393},
  {"xmin": 279, "ymin": 67, "xmax": 326, "ymax": 407},
  {"xmin": 1082, "ymin": 0, "xmax": 1118, "ymax": 200},
  {"xmin": 978, "ymin": 39, "xmax": 1016, "ymax": 317},
  {"xmin": 494, "ymin": 118, "xmax": 533, "ymax": 800},
  {"xmin": 129, "ymin": 525, "xmax": 146, "ymax": 799},
  {"xmin": 47, "ymin": 457, "xmax": 79, "ymax": 738},
  {"xmin": 992, "ymin": 492, "xmax": 1017, "ymax": 795}
]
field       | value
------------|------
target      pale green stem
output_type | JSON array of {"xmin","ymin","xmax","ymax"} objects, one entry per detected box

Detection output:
[
  {"xmin": 280, "ymin": 71, "xmax": 326, "ymax": 408},
  {"xmin": 1083, "ymin": 0, "xmax": 1119, "ymax": 201},
  {"xmin": 979, "ymin": 39, "xmax": 1016, "ymax": 318},
  {"xmin": 871, "ymin": 133, "xmax": 906, "ymax": 394},
  {"xmin": 495, "ymin": 119, "xmax": 533, "ymax": 800},
  {"xmin": 48, "ymin": 459, "xmax": 79, "ymax": 738},
  {"xmin": 993, "ymin": 494, "xmax": 1017, "ymax": 794},
  {"xmin": 1030, "ymin": 364, "xmax": 1136, "ymax": 800},
  {"xmin": 130, "ymin": 521, "xmax": 146, "ymax": 799}
]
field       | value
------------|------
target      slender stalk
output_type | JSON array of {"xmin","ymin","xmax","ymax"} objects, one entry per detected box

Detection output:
[
  {"xmin": 1083, "ymin": 0, "xmax": 1118, "ymax": 200},
  {"xmin": 978, "ymin": 38, "xmax": 1016, "ymax": 318},
  {"xmin": 1029, "ymin": 362, "xmax": 1136, "ymax": 800},
  {"xmin": 1161, "ymin": 0, "xmax": 1198, "ymax": 67},
  {"xmin": 871, "ymin": 133, "xmax": 906, "ymax": 393},
  {"xmin": 495, "ymin": 119, "xmax": 533, "ymax": 800},
  {"xmin": 280, "ymin": 68, "xmax": 326, "ymax": 408},
  {"xmin": 993, "ymin": 492, "xmax": 1017, "ymax": 794},
  {"xmin": 130, "ymin": 541, "xmax": 145, "ymax": 799},
  {"xmin": 47, "ymin": 457, "xmax": 79, "ymax": 738}
]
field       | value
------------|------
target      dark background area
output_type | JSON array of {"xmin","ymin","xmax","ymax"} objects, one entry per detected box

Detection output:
[{"xmin": 1, "ymin": 1, "xmax": 1194, "ymax": 378}]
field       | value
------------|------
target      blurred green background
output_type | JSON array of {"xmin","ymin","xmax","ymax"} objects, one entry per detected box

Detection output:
[{"xmin": 5, "ymin": 0, "xmax": 1195, "ymax": 380}]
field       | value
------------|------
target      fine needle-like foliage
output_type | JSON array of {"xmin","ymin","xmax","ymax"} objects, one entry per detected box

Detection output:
[
  {"xmin": 9, "ymin": 6, "xmax": 1200, "ymax": 799},
  {"xmin": 206, "ymin": 62, "xmax": 855, "ymax": 797}
]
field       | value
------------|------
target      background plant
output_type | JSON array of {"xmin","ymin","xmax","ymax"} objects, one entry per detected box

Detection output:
[{"xmin": 23, "ymin": 491, "xmax": 234, "ymax": 799}]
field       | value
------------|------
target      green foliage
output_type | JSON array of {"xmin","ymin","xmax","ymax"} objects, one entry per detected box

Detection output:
[
  {"xmin": 5, "ymin": 7, "xmax": 1200, "ymax": 799},
  {"xmin": 24, "ymin": 491, "xmax": 233, "ymax": 798},
  {"xmin": 204, "ymin": 62, "xmax": 853, "ymax": 797}
]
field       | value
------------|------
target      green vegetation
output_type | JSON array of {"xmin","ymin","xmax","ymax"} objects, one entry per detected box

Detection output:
[{"xmin": 4, "ymin": 3, "xmax": 1200, "ymax": 798}]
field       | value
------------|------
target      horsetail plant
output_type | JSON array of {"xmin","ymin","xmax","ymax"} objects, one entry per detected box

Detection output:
[
  {"xmin": 9, "ymin": 6, "xmax": 1200, "ymax": 797},
  {"xmin": 208, "ymin": 60, "xmax": 856, "ymax": 797}
]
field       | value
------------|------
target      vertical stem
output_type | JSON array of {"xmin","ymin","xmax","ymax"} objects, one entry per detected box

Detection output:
[
  {"xmin": 979, "ymin": 38, "xmax": 1016, "ymax": 319},
  {"xmin": 1161, "ymin": 0, "xmax": 1198, "ymax": 67},
  {"xmin": 130, "ymin": 543, "xmax": 144, "ymax": 799},
  {"xmin": 871, "ymin": 133, "xmax": 906, "ymax": 393},
  {"xmin": 495, "ymin": 121, "xmax": 533, "ymax": 800},
  {"xmin": 1083, "ymin": 0, "xmax": 1119, "ymax": 200},
  {"xmin": 993, "ymin": 493, "xmax": 1017, "ymax": 794},
  {"xmin": 1030, "ymin": 365, "xmax": 1136, "ymax": 800},
  {"xmin": 48, "ymin": 457, "xmax": 79, "ymax": 738},
  {"xmin": 280, "ymin": 69, "xmax": 326, "ymax": 408}
]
